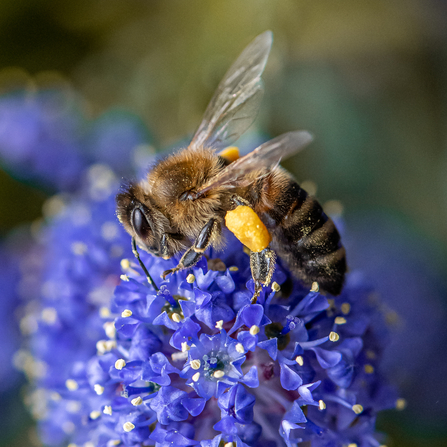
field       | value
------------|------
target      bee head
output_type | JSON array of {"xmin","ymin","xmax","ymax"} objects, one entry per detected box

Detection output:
[{"xmin": 116, "ymin": 182, "xmax": 160, "ymax": 255}]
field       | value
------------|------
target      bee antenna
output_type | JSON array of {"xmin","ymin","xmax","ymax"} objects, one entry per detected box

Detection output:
[{"xmin": 131, "ymin": 237, "xmax": 159, "ymax": 292}]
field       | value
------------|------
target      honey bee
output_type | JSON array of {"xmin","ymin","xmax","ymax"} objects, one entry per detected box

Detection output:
[{"xmin": 116, "ymin": 31, "xmax": 346, "ymax": 300}]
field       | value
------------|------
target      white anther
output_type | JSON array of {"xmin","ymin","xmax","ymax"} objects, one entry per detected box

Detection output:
[
  {"xmin": 334, "ymin": 316, "xmax": 346, "ymax": 325},
  {"xmin": 171, "ymin": 351, "xmax": 188, "ymax": 362},
  {"xmin": 236, "ymin": 343, "xmax": 245, "ymax": 353},
  {"xmin": 171, "ymin": 313, "xmax": 182, "ymax": 323},
  {"xmin": 65, "ymin": 379, "xmax": 78, "ymax": 391},
  {"xmin": 181, "ymin": 342, "xmax": 190, "ymax": 352},
  {"xmin": 99, "ymin": 307, "xmax": 110, "ymax": 318},
  {"xmin": 131, "ymin": 396, "xmax": 143, "ymax": 406},
  {"xmin": 121, "ymin": 309, "xmax": 132, "ymax": 318},
  {"xmin": 190, "ymin": 359, "xmax": 201, "ymax": 370},
  {"xmin": 115, "ymin": 359, "xmax": 126, "ymax": 370},
  {"xmin": 352, "ymin": 404, "xmax": 363, "ymax": 414},
  {"xmin": 103, "ymin": 406, "xmax": 112, "ymax": 415},
  {"xmin": 329, "ymin": 332, "xmax": 340, "ymax": 342},
  {"xmin": 103, "ymin": 321, "xmax": 116, "ymax": 339},
  {"xmin": 318, "ymin": 400, "xmax": 326, "ymax": 410},
  {"xmin": 215, "ymin": 320, "xmax": 224, "ymax": 330},
  {"xmin": 295, "ymin": 355, "xmax": 304, "ymax": 366},
  {"xmin": 213, "ymin": 370, "xmax": 225, "ymax": 379},
  {"xmin": 120, "ymin": 259, "xmax": 131, "ymax": 270},
  {"xmin": 90, "ymin": 411, "xmax": 101, "ymax": 420},
  {"xmin": 192, "ymin": 372, "xmax": 200, "ymax": 382},
  {"xmin": 224, "ymin": 442, "xmax": 234, "ymax": 447},
  {"xmin": 94, "ymin": 384, "xmax": 104, "ymax": 395},
  {"xmin": 396, "ymin": 398, "xmax": 407, "ymax": 410},
  {"xmin": 71, "ymin": 242, "xmax": 87, "ymax": 255},
  {"xmin": 341, "ymin": 302, "xmax": 351, "ymax": 315},
  {"xmin": 41, "ymin": 307, "xmax": 57, "ymax": 324},
  {"xmin": 272, "ymin": 282, "xmax": 281, "ymax": 292},
  {"xmin": 311, "ymin": 282, "xmax": 319, "ymax": 292},
  {"xmin": 249, "ymin": 325, "xmax": 260, "ymax": 336},
  {"xmin": 186, "ymin": 274, "xmax": 195, "ymax": 283},
  {"xmin": 364, "ymin": 364, "xmax": 374, "ymax": 374},
  {"xmin": 120, "ymin": 274, "xmax": 129, "ymax": 282},
  {"xmin": 123, "ymin": 422, "xmax": 135, "ymax": 432}
]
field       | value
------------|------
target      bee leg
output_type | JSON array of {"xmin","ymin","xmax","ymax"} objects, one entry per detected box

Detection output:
[
  {"xmin": 162, "ymin": 218, "xmax": 217, "ymax": 279},
  {"xmin": 250, "ymin": 248, "xmax": 276, "ymax": 304}
]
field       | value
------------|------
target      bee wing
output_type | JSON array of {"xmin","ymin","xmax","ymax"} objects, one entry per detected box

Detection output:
[
  {"xmin": 195, "ymin": 131, "xmax": 313, "ymax": 197},
  {"xmin": 189, "ymin": 31, "xmax": 273, "ymax": 151}
]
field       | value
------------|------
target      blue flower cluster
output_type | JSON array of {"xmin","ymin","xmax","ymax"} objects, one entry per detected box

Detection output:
[
  {"xmin": 17, "ymin": 161, "xmax": 398, "ymax": 447},
  {"xmin": 0, "ymin": 88, "xmax": 149, "ymax": 191}
]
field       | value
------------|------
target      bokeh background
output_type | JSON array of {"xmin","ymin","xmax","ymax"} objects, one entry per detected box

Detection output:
[{"xmin": 1, "ymin": 1, "xmax": 446, "ymax": 446}]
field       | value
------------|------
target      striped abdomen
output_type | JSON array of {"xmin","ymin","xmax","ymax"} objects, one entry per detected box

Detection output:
[{"xmin": 256, "ymin": 175, "xmax": 346, "ymax": 295}]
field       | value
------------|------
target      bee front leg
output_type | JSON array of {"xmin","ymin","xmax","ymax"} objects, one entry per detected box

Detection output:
[
  {"xmin": 250, "ymin": 248, "xmax": 276, "ymax": 304},
  {"xmin": 162, "ymin": 218, "xmax": 218, "ymax": 280}
]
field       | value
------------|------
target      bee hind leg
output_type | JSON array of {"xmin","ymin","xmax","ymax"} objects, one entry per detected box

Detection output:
[
  {"xmin": 250, "ymin": 248, "xmax": 276, "ymax": 304},
  {"xmin": 162, "ymin": 218, "xmax": 218, "ymax": 280}
]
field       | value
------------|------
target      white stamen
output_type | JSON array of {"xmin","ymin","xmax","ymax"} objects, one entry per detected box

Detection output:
[
  {"xmin": 192, "ymin": 372, "xmax": 200, "ymax": 382},
  {"xmin": 171, "ymin": 313, "xmax": 182, "ymax": 323},
  {"xmin": 94, "ymin": 384, "xmax": 104, "ymax": 395},
  {"xmin": 213, "ymin": 370, "xmax": 225, "ymax": 379},
  {"xmin": 71, "ymin": 242, "xmax": 87, "ymax": 256},
  {"xmin": 190, "ymin": 359, "xmax": 201, "ymax": 370},
  {"xmin": 131, "ymin": 396, "xmax": 143, "ymax": 406},
  {"xmin": 396, "ymin": 398, "xmax": 407, "ymax": 410},
  {"xmin": 103, "ymin": 406, "xmax": 112, "ymax": 415},
  {"xmin": 65, "ymin": 379, "xmax": 78, "ymax": 391},
  {"xmin": 341, "ymin": 302, "xmax": 351, "ymax": 315},
  {"xmin": 120, "ymin": 274, "xmax": 129, "ymax": 282},
  {"xmin": 181, "ymin": 342, "xmax": 190, "ymax": 352},
  {"xmin": 295, "ymin": 355, "xmax": 304, "ymax": 366},
  {"xmin": 329, "ymin": 331, "xmax": 339, "ymax": 342},
  {"xmin": 120, "ymin": 259, "xmax": 131, "ymax": 270},
  {"xmin": 115, "ymin": 359, "xmax": 126, "ymax": 370},
  {"xmin": 123, "ymin": 422, "xmax": 135, "ymax": 432},
  {"xmin": 224, "ymin": 442, "xmax": 234, "ymax": 447},
  {"xmin": 272, "ymin": 282, "xmax": 281, "ymax": 292},
  {"xmin": 121, "ymin": 309, "xmax": 132, "ymax": 318},
  {"xmin": 186, "ymin": 274, "xmax": 195, "ymax": 283},
  {"xmin": 334, "ymin": 316, "xmax": 346, "ymax": 325},
  {"xmin": 99, "ymin": 307, "xmax": 111, "ymax": 318},
  {"xmin": 41, "ymin": 307, "xmax": 57, "ymax": 324},
  {"xmin": 229, "ymin": 266, "xmax": 239, "ymax": 272},
  {"xmin": 236, "ymin": 343, "xmax": 245, "ymax": 353},
  {"xmin": 215, "ymin": 320, "xmax": 224, "ymax": 330},
  {"xmin": 352, "ymin": 404, "xmax": 363, "ymax": 414},
  {"xmin": 249, "ymin": 325, "xmax": 260, "ymax": 335},
  {"xmin": 318, "ymin": 400, "xmax": 326, "ymax": 410},
  {"xmin": 364, "ymin": 364, "xmax": 374, "ymax": 374},
  {"xmin": 311, "ymin": 282, "xmax": 319, "ymax": 292},
  {"xmin": 103, "ymin": 321, "xmax": 116, "ymax": 339},
  {"xmin": 171, "ymin": 351, "xmax": 188, "ymax": 362},
  {"xmin": 90, "ymin": 411, "xmax": 101, "ymax": 420}
]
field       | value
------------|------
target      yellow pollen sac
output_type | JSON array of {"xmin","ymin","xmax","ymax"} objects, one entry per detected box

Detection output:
[
  {"xmin": 295, "ymin": 355, "xmax": 304, "ymax": 366},
  {"xmin": 249, "ymin": 325, "xmax": 260, "ymax": 336},
  {"xmin": 225, "ymin": 206, "xmax": 271, "ymax": 253},
  {"xmin": 90, "ymin": 411, "xmax": 101, "ymax": 420},
  {"xmin": 94, "ymin": 384, "xmax": 104, "ymax": 395},
  {"xmin": 395, "ymin": 398, "xmax": 407, "ymax": 410},
  {"xmin": 334, "ymin": 316, "xmax": 347, "ymax": 325},
  {"xmin": 190, "ymin": 359, "xmax": 201, "ymax": 370},
  {"xmin": 272, "ymin": 282, "xmax": 281, "ymax": 292},
  {"xmin": 364, "ymin": 364, "xmax": 374, "ymax": 374},
  {"xmin": 186, "ymin": 274, "xmax": 195, "ymax": 283},
  {"xmin": 311, "ymin": 282, "xmax": 319, "ymax": 292},
  {"xmin": 219, "ymin": 146, "xmax": 240, "ymax": 163},
  {"xmin": 131, "ymin": 396, "xmax": 143, "ymax": 406},
  {"xmin": 352, "ymin": 404, "xmax": 363, "ymax": 414},
  {"xmin": 123, "ymin": 422, "xmax": 135, "ymax": 432},
  {"xmin": 103, "ymin": 406, "xmax": 112, "ymax": 415},
  {"xmin": 115, "ymin": 359, "xmax": 126, "ymax": 370},
  {"xmin": 329, "ymin": 331, "xmax": 340, "ymax": 342},
  {"xmin": 121, "ymin": 309, "xmax": 132, "ymax": 318},
  {"xmin": 318, "ymin": 400, "xmax": 326, "ymax": 410}
]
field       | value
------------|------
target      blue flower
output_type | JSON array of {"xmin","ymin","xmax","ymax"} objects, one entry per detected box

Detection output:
[{"xmin": 7, "ymin": 95, "xmax": 400, "ymax": 445}]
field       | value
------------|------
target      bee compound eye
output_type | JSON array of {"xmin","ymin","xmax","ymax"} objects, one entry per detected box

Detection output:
[{"xmin": 132, "ymin": 208, "xmax": 152, "ymax": 241}]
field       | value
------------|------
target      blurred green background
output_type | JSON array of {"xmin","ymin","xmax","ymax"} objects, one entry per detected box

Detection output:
[{"xmin": 1, "ymin": 1, "xmax": 446, "ymax": 446}]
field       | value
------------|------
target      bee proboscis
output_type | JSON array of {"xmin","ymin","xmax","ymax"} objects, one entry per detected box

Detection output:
[{"xmin": 116, "ymin": 31, "xmax": 346, "ymax": 300}]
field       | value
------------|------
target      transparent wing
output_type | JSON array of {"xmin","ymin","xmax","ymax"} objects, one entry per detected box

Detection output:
[
  {"xmin": 195, "ymin": 131, "xmax": 313, "ymax": 197},
  {"xmin": 189, "ymin": 30, "xmax": 273, "ymax": 150}
]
